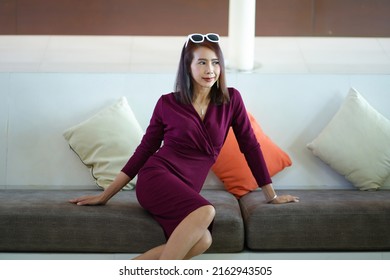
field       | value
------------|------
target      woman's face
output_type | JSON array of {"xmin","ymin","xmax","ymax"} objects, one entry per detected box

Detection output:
[{"xmin": 190, "ymin": 46, "xmax": 221, "ymax": 92}]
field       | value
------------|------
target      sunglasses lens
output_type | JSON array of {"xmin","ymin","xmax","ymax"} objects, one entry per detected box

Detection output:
[
  {"xmin": 190, "ymin": 34, "xmax": 204, "ymax": 43},
  {"xmin": 206, "ymin": 34, "xmax": 219, "ymax": 42}
]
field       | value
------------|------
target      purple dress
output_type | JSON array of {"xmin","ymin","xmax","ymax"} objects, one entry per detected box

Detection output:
[{"xmin": 122, "ymin": 88, "xmax": 271, "ymax": 238}]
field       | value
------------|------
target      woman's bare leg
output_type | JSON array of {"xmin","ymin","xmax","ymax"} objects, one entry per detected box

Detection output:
[
  {"xmin": 133, "ymin": 205, "xmax": 215, "ymax": 260},
  {"xmin": 183, "ymin": 229, "xmax": 212, "ymax": 259},
  {"xmin": 132, "ymin": 244, "xmax": 165, "ymax": 260},
  {"xmin": 159, "ymin": 205, "xmax": 215, "ymax": 260},
  {"xmin": 132, "ymin": 230, "xmax": 212, "ymax": 260}
]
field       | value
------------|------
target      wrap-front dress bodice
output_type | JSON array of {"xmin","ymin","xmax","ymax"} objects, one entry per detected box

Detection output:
[{"xmin": 122, "ymin": 88, "xmax": 271, "ymax": 238}]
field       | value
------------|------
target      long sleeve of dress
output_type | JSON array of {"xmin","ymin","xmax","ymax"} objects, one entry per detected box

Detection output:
[
  {"xmin": 121, "ymin": 96, "xmax": 165, "ymax": 179},
  {"xmin": 230, "ymin": 89, "xmax": 272, "ymax": 188}
]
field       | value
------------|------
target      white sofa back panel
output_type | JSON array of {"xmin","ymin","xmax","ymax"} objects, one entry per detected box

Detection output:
[
  {"xmin": 229, "ymin": 74, "xmax": 390, "ymax": 189},
  {"xmin": 4, "ymin": 73, "xmax": 175, "ymax": 188},
  {"xmin": 0, "ymin": 74, "xmax": 9, "ymax": 186},
  {"xmin": 1, "ymin": 73, "xmax": 389, "ymax": 189}
]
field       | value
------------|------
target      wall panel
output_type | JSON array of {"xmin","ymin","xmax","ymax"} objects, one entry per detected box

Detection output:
[
  {"xmin": 16, "ymin": 0, "xmax": 229, "ymax": 36},
  {"xmin": 0, "ymin": 0, "xmax": 16, "ymax": 34},
  {"xmin": 0, "ymin": 0, "xmax": 389, "ymax": 36},
  {"xmin": 315, "ymin": 0, "xmax": 390, "ymax": 36},
  {"xmin": 256, "ymin": 0, "xmax": 313, "ymax": 36}
]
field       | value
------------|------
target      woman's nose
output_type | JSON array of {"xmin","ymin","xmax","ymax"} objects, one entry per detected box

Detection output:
[{"xmin": 206, "ymin": 63, "xmax": 214, "ymax": 74}]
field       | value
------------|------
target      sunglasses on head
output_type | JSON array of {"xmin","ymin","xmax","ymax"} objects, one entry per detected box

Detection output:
[{"xmin": 185, "ymin": 33, "xmax": 220, "ymax": 47}]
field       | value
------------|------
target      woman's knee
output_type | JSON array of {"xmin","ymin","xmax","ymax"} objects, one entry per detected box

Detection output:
[
  {"xmin": 200, "ymin": 230, "xmax": 213, "ymax": 250},
  {"xmin": 189, "ymin": 230, "xmax": 213, "ymax": 258},
  {"xmin": 182, "ymin": 205, "xmax": 215, "ymax": 230},
  {"xmin": 200, "ymin": 205, "xmax": 216, "ymax": 223}
]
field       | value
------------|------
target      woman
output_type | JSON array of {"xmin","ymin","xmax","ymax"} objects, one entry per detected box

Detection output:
[{"xmin": 70, "ymin": 33, "xmax": 299, "ymax": 260}]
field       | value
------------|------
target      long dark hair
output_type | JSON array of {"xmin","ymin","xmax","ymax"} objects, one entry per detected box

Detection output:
[{"xmin": 174, "ymin": 39, "xmax": 229, "ymax": 105}]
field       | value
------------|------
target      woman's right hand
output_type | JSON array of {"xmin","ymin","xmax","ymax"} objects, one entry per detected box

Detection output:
[
  {"xmin": 69, "ymin": 194, "xmax": 107, "ymax": 206},
  {"xmin": 69, "ymin": 172, "xmax": 131, "ymax": 206}
]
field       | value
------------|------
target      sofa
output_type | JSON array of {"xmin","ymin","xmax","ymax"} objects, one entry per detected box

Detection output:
[{"xmin": 1, "ymin": 188, "xmax": 390, "ymax": 255}]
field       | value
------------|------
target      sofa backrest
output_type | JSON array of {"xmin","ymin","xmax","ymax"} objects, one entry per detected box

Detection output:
[{"xmin": 1, "ymin": 72, "xmax": 389, "ymax": 190}]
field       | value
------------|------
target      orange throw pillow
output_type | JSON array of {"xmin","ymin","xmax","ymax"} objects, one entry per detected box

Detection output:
[{"xmin": 212, "ymin": 112, "xmax": 292, "ymax": 198}]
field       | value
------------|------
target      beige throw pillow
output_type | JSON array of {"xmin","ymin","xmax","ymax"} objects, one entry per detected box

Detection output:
[
  {"xmin": 63, "ymin": 97, "xmax": 143, "ymax": 190},
  {"xmin": 307, "ymin": 88, "xmax": 390, "ymax": 190}
]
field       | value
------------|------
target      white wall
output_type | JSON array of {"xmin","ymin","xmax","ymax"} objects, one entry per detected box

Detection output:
[{"xmin": 0, "ymin": 72, "xmax": 389, "ymax": 189}]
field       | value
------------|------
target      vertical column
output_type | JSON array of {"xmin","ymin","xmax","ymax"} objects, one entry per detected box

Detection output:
[{"xmin": 228, "ymin": 0, "xmax": 256, "ymax": 71}]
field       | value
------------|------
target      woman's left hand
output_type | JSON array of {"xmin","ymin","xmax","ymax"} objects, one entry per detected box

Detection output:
[{"xmin": 271, "ymin": 195, "xmax": 299, "ymax": 204}]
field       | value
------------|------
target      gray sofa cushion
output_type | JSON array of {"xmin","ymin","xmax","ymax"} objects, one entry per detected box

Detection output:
[
  {"xmin": 0, "ymin": 189, "xmax": 243, "ymax": 253},
  {"xmin": 239, "ymin": 189, "xmax": 390, "ymax": 251}
]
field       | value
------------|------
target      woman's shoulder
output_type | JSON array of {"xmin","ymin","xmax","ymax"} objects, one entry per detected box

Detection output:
[
  {"xmin": 227, "ymin": 87, "xmax": 243, "ymax": 103},
  {"xmin": 228, "ymin": 87, "xmax": 241, "ymax": 95},
  {"xmin": 160, "ymin": 92, "xmax": 175, "ymax": 98},
  {"xmin": 156, "ymin": 92, "xmax": 176, "ymax": 103},
  {"xmin": 156, "ymin": 92, "xmax": 183, "ymax": 109}
]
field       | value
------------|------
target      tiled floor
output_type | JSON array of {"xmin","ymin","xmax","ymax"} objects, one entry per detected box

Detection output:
[{"xmin": 0, "ymin": 35, "xmax": 389, "ymax": 74}]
